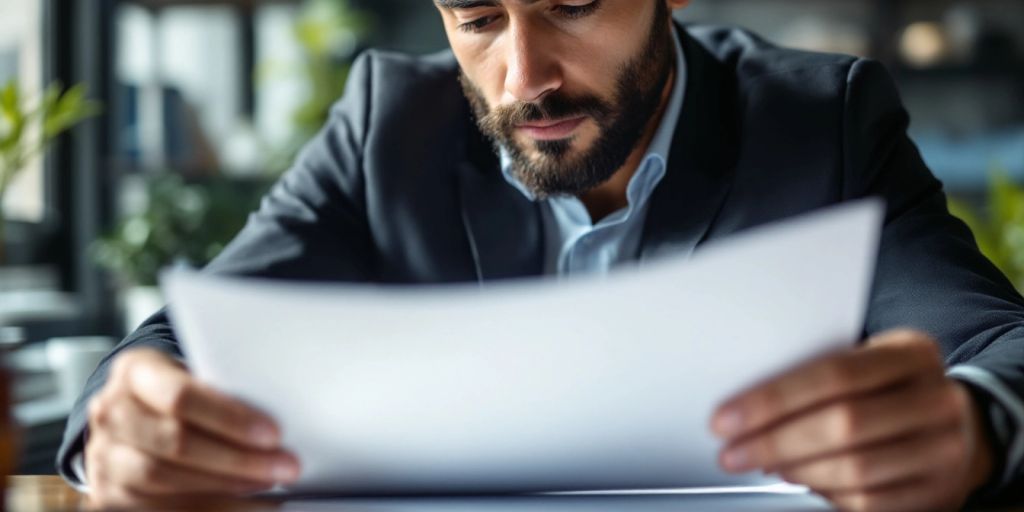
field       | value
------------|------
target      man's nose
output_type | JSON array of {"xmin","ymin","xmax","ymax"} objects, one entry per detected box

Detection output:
[{"xmin": 503, "ymin": 20, "xmax": 562, "ymax": 104}]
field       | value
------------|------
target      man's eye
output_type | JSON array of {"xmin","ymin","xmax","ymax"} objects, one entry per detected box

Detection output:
[
  {"xmin": 458, "ymin": 15, "xmax": 500, "ymax": 33},
  {"xmin": 553, "ymin": 0, "xmax": 602, "ymax": 19},
  {"xmin": 455, "ymin": 0, "xmax": 600, "ymax": 33}
]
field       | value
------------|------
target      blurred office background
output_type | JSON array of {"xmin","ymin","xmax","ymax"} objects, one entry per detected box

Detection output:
[{"xmin": 0, "ymin": 0, "xmax": 1021, "ymax": 475}]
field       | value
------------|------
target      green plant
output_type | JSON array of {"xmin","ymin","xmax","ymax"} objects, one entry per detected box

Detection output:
[
  {"xmin": 0, "ymin": 80, "xmax": 100, "ymax": 262},
  {"xmin": 91, "ymin": 174, "xmax": 270, "ymax": 287},
  {"xmin": 948, "ymin": 172, "xmax": 1024, "ymax": 289},
  {"xmin": 261, "ymin": 0, "xmax": 372, "ymax": 172}
]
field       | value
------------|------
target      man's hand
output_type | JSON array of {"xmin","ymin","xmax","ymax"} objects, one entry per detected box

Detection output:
[
  {"xmin": 84, "ymin": 349, "xmax": 301, "ymax": 507},
  {"xmin": 711, "ymin": 330, "xmax": 994, "ymax": 512}
]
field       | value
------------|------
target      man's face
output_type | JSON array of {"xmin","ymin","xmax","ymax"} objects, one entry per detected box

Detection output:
[{"xmin": 436, "ymin": 0, "xmax": 676, "ymax": 198}]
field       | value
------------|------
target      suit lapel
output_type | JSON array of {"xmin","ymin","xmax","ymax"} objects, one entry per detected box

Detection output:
[
  {"xmin": 458, "ymin": 121, "xmax": 544, "ymax": 282},
  {"xmin": 640, "ymin": 25, "xmax": 739, "ymax": 262}
]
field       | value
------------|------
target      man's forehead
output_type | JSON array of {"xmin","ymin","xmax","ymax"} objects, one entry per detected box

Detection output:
[{"xmin": 435, "ymin": 0, "xmax": 545, "ymax": 9}]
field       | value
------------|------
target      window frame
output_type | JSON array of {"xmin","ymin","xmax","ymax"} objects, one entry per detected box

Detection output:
[{"xmin": 41, "ymin": 0, "xmax": 120, "ymax": 333}]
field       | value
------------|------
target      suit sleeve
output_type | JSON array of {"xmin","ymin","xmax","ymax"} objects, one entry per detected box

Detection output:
[
  {"xmin": 55, "ymin": 51, "xmax": 380, "ymax": 486},
  {"xmin": 845, "ymin": 58, "xmax": 1024, "ymax": 503}
]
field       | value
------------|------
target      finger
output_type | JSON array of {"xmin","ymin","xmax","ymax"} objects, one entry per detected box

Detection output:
[
  {"xmin": 116, "ymin": 349, "xmax": 282, "ymax": 450},
  {"xmin": 103, "ymin": 443, "xmax": 273, "ymax": 496},
  {"xmin": 96, "ymin": 393, "xmax": 300, "ymax": 484},
  {"xmin": 823, "ymin": 476, "xmax": 961, "ymax": 512},
  {"xmin": 87, "ymin": 484, "xmax": 151, "ymax": 511},
  {"xmin": 712, "ymin": 331, "xmax": 942, "ymax": 440},
  {"xmin": 89, "ymin": 490, "xmax": 274, "ymax": 512},
  {"xmin": 775, "ymin": 426, "xmax": 966, "ymax": 493},
  {"xmin": 720, "ymin": 377, "xmax": 963, "ymax": 471},
  {"xmin": 86, "ymin": 434, "xmax": 256, "ymax": 509}
]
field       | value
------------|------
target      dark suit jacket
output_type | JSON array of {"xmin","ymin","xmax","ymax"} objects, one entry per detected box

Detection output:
[{"xmin": 59, "ymin": 23, "xmax": 1024, "ymax": 500}]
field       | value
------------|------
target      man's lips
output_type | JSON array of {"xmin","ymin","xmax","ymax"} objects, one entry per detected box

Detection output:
[{"xmin": 515, "ymin": 117, "xmax": 586, "ymax": 141}]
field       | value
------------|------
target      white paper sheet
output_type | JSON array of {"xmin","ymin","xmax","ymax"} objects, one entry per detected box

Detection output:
[
  {"xmin": 276, "ymin": 491, "xmax": 834, "ymax": 512},
  {"xmin": 163, "ymin": 199, "xmax": 884, "ymax": 495}
]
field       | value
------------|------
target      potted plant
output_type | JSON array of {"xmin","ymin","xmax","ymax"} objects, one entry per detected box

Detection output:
[
  {"xmin": 948, "ymin": 171, "xmax": 1024, "ymax": 290},
  {"xmin": 261, "ymin": 0, "xmax": 372, "ymax": 172},
  {"xmin": 0, "ymin": 80, "xmax": 100, "ymax": 264},
  {"xmin": 91, "ymin": 174, "xmax": 268, "ymax": 332}
]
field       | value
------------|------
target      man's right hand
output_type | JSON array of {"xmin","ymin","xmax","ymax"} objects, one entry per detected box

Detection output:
[{"xmin": 84, "ymin": 349, "xmax": 301, "ymax": 506}]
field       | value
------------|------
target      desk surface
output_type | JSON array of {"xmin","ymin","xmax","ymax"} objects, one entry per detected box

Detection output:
[
  {"xmin": 7, "ymin": 477, "xmax": 84, "ymax": 512},
  {"xmin": 7, "ymin": 476, "xmax": 1024, "ymax": 512},
  {"xmin": 7, "ymin": 476, "xmax": 279, "ymax": 512}
]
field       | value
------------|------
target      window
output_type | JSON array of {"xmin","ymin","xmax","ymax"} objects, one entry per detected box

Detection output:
[{"xmin": 0, "ymin": 0, "xmax": 45, "ymax": 222}]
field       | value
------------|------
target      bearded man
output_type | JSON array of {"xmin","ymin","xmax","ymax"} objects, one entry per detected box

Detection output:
[{"xmin": 59, "ymin": 1, "xmax": 1024, "ymax": 510}]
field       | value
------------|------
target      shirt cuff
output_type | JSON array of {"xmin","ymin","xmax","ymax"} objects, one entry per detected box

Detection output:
[
  {"xmin": 68, "ymin": 451, "xmax": 91, "ymax": 494},
  {"xmin": 948, "ymin": 364, "xmax": 1024, "ymax": 489}
]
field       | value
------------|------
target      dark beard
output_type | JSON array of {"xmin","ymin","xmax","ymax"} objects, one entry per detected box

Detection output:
[{"xmin": 460, "ymin": 2, "xmax": 674, "ymax": 199}]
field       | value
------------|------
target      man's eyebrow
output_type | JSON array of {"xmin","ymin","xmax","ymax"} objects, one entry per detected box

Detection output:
[
  {"xmin": 435, "ymin": 0, "xmax": 543, "ymax": 9},
  {"xmin": 434, "ymin": 0, "xmax": 499, "ymax": 9}
]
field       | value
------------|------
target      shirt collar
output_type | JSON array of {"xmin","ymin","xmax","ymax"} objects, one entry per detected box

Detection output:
[{"xmin": 500, "ymin": 24, "xmax": 688, "ymax": 201}]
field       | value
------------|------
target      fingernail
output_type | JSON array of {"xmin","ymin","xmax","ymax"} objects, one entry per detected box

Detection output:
[
  {"xmin": 723, "ymin": 447, "xmax": 750, "ymax": 471},
  {"xmin": 272, "ymin": 460, "xmax": 300, "ymax": 482},
  {"xmin": 250, "ymin": 423, "xmax": 278, "ymax": 448},
  {"xmin": 714, "ymin": 407, "xmax": 744, "ymax": 437}
]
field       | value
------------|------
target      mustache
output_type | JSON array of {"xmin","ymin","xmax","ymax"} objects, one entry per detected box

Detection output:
[{"xmin": 480, "ymin": 92, "xmax": 612, "ymax": 135}]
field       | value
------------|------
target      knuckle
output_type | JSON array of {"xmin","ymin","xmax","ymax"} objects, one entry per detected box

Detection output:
[
  {"xmin": 166, "ymin": 382, "xmax": 192, "ymax": 418},
  {"xmin": 235, "ymin": 450, "xmax": 263, "ymax": 471},
  {"xmin": 88, "ymin": 394, "xmax": 111, "ymax": 429},
  {"xmin": 841, "ymin": 492, "xmax": 873, "ymax": 512},
  {"xmin": 949, "ymin": 382, "xmax": 970, "ymax": 411},
  {"xmin": 100, "ymin": 486, "xmax": 138, "ymax": 509},
  {"xmin": 90, "ymin": 487, "xmax": 114, "ymax": 508},
  {"xmin": 84, "ymin": 440, "xmax": 109, "ymax": 484},
  {"xmin": 844, "ymin": 455, "xmax": 872, "ymax": 488},
  {"xmin": 110, "ymin": 351, "xmax": 139, "ymax": 379},
  {"xmin": 158, "ymin": 420, "xmax": 189, "ymax": 458},
  {"xmin": 136, "ymin": 455, "xmax": 162, "ymax": 483},
  {"xmin": 914, "ymin": 340, "xmax": 944, "ymax": 370},
  {"xmin": 942, "ymin": 430, "xmax": 967, "ymax": 463},
  {"xmin": 822, "ymin": 360, "xmax": 854, "ymax": 392},
  {"xmin": 858, "ymin": 494, "xmax": 883, "ymax": 512},
  {"xmin": 831, "ymin": 403, "xmax": 861, "ymax": 444},
  {"xmin": 758, "ymin": 434, "xmax": 781, "ymax": 465},
  {"xmin": 236, "ymin": 452, "xmax": 276, "ymax": 479},
  {"xmin": 939, "ymin": 383, "xmax": 968, "ymax": 423},
  {"xmin": 756, "ymin": 386, "xmax": 785, "ymax": 421}
]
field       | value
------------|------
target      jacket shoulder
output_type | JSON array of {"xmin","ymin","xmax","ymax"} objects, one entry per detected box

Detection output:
[
  {"xmin": 359, "ymin": 48, "xmax": 460, "ymax": 87},
  {"xmin": 683, "ymin": 23, "xmax": 859, "ymax": 86},
  {"xmin": 356, "ymin": 48, "xmax": 464, "ymax": 111},
  {"xmin": 348, "ymin": 48, "xmax": 470, "ymax": 146}
]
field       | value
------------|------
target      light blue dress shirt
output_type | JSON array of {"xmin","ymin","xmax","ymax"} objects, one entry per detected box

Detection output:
[{"xmin": 501, "ymin": 25, "xmax": 687, "ymax": 277}]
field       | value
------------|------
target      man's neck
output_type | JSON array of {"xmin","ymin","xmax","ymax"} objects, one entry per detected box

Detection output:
[{"xmin": 578, "ymin": 59, "xmax": 677, "ymax": 224}]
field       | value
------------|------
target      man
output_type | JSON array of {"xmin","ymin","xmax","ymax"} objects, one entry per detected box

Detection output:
[{"xmin": 59, "ymin": 1, "xmax": 1023, "ymax": 509}]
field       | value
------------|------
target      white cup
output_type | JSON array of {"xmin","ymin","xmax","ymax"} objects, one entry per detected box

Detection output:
[{"xmin": 45, "ymin": 337, "xmax": 117, "ymax": 405}]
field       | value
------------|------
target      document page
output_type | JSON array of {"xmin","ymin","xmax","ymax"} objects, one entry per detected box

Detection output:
[{"xmin": 163, "ymin": 199, "xmax": 884, "ymax": 495}]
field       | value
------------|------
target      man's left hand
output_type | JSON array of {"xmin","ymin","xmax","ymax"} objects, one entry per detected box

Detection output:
[{"xmin": 711, "ymin": 329, "xmax": 994, "ymax": 512}]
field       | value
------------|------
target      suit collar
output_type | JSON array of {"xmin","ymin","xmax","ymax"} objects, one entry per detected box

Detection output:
[{"xmin": 639, "ymin": 23, "xmax": 738, "ymax": 262}]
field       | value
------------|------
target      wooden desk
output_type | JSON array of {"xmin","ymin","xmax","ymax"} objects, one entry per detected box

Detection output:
[
  {"xmin": 7, "ymin": 475, "xmax": 1024, "ymax": 511},
  {"xmin": 7, "ymin": 476, "xmax": 85, "ymax": 512},
  {"xmin": 5, "ymin": 476, "xmax": 279, "ymax": 511}
]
